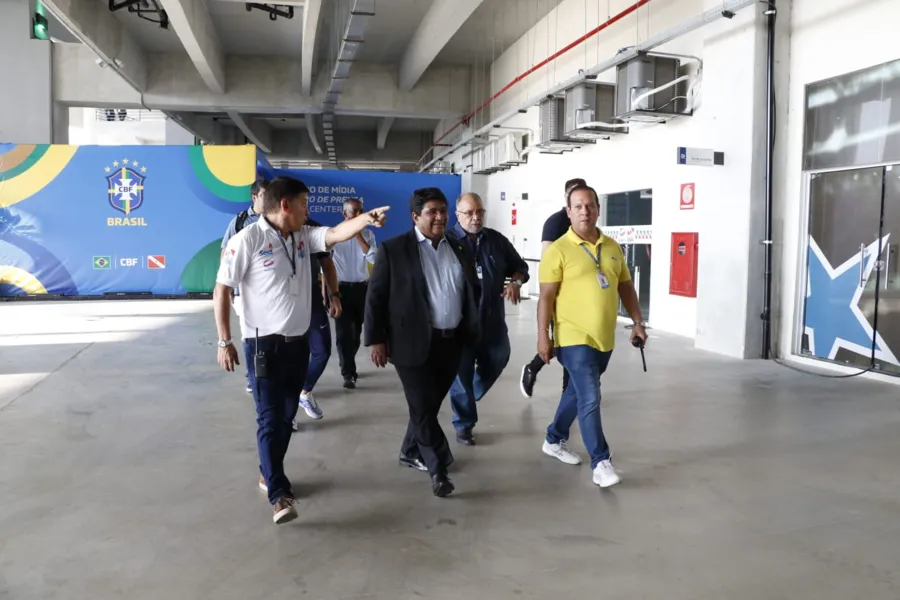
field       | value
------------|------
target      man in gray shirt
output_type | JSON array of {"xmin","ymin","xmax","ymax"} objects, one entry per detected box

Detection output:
[{"xmin": 329, "ymin": 198, "xmax": 377, "ymax": 389}]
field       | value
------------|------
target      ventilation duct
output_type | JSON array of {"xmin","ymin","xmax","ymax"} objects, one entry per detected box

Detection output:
[
  {"xmin": 564, "ymin": 82, "xmax": 629, "ymax": 140},
  {"xmin": 615, "ymin": 54, "xmax": 691, "ymax": 123}
]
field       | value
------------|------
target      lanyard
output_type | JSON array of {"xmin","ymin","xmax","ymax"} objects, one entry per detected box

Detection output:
[
  {"xmin": 580, "ymin": 242, "xmax": 602, "ymax": 269},
  {"xmin": 277, "ymin": 232, "xmax": 297, "ymax": 276}
]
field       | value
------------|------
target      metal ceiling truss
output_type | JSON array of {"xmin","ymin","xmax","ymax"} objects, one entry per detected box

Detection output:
[
  {"xmin": 108, "ymin": 0, "xmax": 168, "ymax": 29},
  {"xmin": 244, "ymin": 3, "xmax": 295, "ymax": 21}
]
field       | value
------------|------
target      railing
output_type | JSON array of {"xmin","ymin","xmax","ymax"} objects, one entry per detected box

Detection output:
[{"xmin": 94, "ymin": 109, "xmax": 167, "ymax": 122}]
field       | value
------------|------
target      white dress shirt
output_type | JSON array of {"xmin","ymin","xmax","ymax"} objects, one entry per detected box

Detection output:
[
  {"xmin": 217, "ymin": 218, "xmax": 328, "ymax": 338},
  {"xmin": 331, "ymin": 229, "xmax": 377, "ymax": 283},
  {"xmin": 414, "ymin": 227, "xmax": 464, "ymax": 330}
]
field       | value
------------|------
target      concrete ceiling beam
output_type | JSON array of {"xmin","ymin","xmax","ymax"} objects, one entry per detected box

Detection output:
[
  {"xmin": 42, "ymin": 0, "xmax": 149, "ymax": 92},
  {"xmin": 53, "ymin": 49, "xmax": 471, "ymax": 120},
  {"xmin": 301, "ymin": 0, "xmax": 323, "ymax": 96},
  {"xmin": 398, "ymin": 0, "xmax": 484, "ymax": 92},
  {"xmin": 159, "ymin": 0, "xmax": 226, "ymax": 94},
  {"xmin": 376, "ymin": 117, "xmax": 394, "ymax": 150},
  {"xmin": 306, "ymin": 114, "xmax": 324, "ymax": 154},
  {"xmin": 226, "ymin": 111, "xmax": 273, "ymax": 153}
]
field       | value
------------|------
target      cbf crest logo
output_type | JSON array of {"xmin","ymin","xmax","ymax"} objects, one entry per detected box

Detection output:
[{"xmin": 105, "ymin": 158, "xmax": 149, "ymax": 227}]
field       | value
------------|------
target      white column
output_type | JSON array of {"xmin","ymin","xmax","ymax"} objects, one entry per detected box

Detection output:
[
  {"xmin": 692, "ymin": 4, "xmax": 769, "ymax": 359},
  {"xmin": 0, "ymin": 0, "xmax": 66, "ymax": 144}
]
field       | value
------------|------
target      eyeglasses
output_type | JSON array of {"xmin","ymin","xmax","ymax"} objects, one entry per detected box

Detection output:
[{"xmin": 457, "ymin": 209, "xmax": 486, "ymax": 218}]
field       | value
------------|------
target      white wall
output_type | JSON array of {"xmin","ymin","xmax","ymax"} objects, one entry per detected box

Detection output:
[
  {"xmin": 488, "ymin": 0, "xmax": 704, "ymax": 120},
  {"xmin": 68, "ymin": 108, "xmax": 168, "ymax": 146},
  {"xmin": 448, "ymin": 0, "xmax": 771, "ymax": 357},
  {"xmin": 776, "ymin": 0, "xmax": 900, "ymax": 357}
]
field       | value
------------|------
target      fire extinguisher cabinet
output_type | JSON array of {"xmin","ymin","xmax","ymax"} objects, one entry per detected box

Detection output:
[{"xmin": 669, "ymin": 232, "xmax": 698, "ymax": 298}]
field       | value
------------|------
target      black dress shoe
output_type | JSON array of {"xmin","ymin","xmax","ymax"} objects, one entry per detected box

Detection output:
[
  {"xmin": 343, "ymin": 377, "xmax": 356, "ymax": 389},
  {"xmin": 431, "ymin": 473, "xmax": 455, "ymax": 498},
  {"xmin": 399, "ymin": 453, "xmax": 428, "ymax": 472},
  {"xmin": 456, "ymin": 428, "xmax": 475, "ymax": 446}
]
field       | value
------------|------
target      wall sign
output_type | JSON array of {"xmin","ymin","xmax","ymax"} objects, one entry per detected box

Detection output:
[
  {"xmin": 677, "ymin": 147, "xmax": 724, "ymax": 167},
  {"xmin": 680, "ymin": 183, "xmax": 695, "ymax": 210},
  {"xmin": 511, "ymin": 202, "xmax": 517, "ymax": 226},
  {"xmin": 501, "ymin": 191, "xmax": 506, "ymax": 202}
]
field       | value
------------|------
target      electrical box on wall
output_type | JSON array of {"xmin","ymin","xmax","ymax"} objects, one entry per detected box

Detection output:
[{"xmin": 669, "ymin": 232, "xmax": 698, "ymax": 298}]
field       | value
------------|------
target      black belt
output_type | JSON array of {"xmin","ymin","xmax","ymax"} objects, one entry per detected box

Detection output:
[
  {"xmin": 258, "ymin": 333, "xmax": 307, "ymax": 343},
  {"xmin": 339, "ymin": 281, "xmax": 368, "ymax": 287},
  {"xmin": 433, "ymin": 327, "xmax": 459, "ymax": 339}
]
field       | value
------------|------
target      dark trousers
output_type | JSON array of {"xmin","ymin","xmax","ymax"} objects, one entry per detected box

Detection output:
[
  {"xmin": 395, "ymin": 330, "xmax": 463, "ymax": 476},
  {"xmin": 335, "ymin": 281, "xmax": 367, "ymax": 379},
  {"xmin": 527, "ymin": 354, "xmax": 570, "ymax": 392},
  {"xmin": 303, "ymin": 287, "xmax": 332, "ymax": 393},
  {"xmin": 450, "ymin": 331, "xmax": 511, "ymax": 431},
  {"xmin": 244, "ymin": 335, "xmax": 309, "ymax": 505}
]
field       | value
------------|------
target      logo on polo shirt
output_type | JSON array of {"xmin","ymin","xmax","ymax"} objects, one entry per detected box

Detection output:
[
  {"xmin": 297, "ymin": 240, "xmax": 306, "ymax": 259},
  {"xmin": 259, "ymin": 248, "xmax": 273, "ymax": 258}
]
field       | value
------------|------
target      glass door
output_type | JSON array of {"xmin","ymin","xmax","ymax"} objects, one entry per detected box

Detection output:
[
  {"xmin": 875, "ymin": 166, "xmax": 900, "ymax": 374},
  {"xmin": 605, "ymin": 189, "xmax": 652, "ymax": 320},
  {"xmin": 801, "ymin": 167, "xmax": 883, "ymax": 369}
]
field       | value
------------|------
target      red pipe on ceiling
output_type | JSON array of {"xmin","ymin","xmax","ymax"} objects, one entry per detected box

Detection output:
[{"xmin": 421, "ymin": 0, "xmax": 652, "ymax": 168}]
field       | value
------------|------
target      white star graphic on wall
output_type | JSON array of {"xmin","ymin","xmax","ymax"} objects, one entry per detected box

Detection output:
[{"xmin": 804, "ymin": 235, "xmax": 898, "ymax": 365}]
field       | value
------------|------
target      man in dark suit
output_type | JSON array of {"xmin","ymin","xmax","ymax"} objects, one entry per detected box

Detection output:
[{"xmin": 364, "ymin": 187, "xmax": 481, "ymax": 498}]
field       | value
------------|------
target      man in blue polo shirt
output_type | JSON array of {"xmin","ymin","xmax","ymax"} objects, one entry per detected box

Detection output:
[{"xmin": 447, "ymin": 192, "xmax": 528, "ymax": 445}]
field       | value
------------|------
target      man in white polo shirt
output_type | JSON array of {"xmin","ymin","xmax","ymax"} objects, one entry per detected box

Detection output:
[{"xmin": 214, "ymin": 176, "xmax": 389, "ymax": 525}]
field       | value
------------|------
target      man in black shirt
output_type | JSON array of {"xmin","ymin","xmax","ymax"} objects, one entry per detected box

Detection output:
[{"xmin": 519, "ymin": 178, "xmax": 587, "ymax": 398}]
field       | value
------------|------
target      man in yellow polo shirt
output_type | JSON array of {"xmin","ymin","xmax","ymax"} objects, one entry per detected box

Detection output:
[{"xmin": 537, "ymin": 184, "xmax": 647, "ymax": 488}]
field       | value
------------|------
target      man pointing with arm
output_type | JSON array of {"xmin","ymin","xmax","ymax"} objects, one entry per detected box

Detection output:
[{"xmin": 213, "ymin": 176, "xmax": 388, "ymax": 525}]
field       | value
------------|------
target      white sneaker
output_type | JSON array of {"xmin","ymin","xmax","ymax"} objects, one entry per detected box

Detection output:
[
  {"xmin": 298, "ymin": 392, "xmax": 323, "ymax": 420},
  {"xmin": 592, "ymin": 460, "xmax": 621, "ymax": 488},
  {"xmin": 542, "ymin": 440, "xmax": 582, "ymax": 465}
]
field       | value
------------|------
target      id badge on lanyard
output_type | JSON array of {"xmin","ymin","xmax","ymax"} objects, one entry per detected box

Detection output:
[{"xmin": 581, "ymin": 243, "xmax": 609, "ymax": 289}]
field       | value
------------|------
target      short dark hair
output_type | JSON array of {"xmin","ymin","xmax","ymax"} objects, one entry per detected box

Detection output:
[
  {"xmin": 565, "ymin": 178, "xmax": 587, "ymax": 193},
  {"xmin": 409, "ymin": 187, "xmax": 447, "ymax": 215},
  {"xmin": 251, "ymin": 178, "xmax": 269, "ymax": 197},
  {"xmin": 263, "ymin": 176, "xmax": 310, "ymax": 213},
  {"xmin": 566, "ymin": 184, "xmax": 599, "ymax": 207}
]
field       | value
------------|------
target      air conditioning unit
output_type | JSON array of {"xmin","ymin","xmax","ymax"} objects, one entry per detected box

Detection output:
[
  {"xmin": 537, "ymin": 96, "xmax": 588, "ymax": 153},
  {"xmin": 497, "ymin": 133, "xmax": 526, "ymax": 166},
  {"xmin": 615, "ymin": 54, "xmax": 691, "ymax": 123},
  {"xmin": 564, "ymin": 82, "xmax": 629, "ymax": 140}
]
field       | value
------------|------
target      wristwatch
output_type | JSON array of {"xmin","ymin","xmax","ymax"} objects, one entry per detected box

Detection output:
[
  {"xmin": 218, "ymin": 339, "xmax": 233, "ymax": 348},
  {"xmin": 509, "ymin": 279, "xmax": 522, "ymax": 287},
  {"xmin": 632, "ymin": 321, "xmax": 648, "ymax": 328},
  {"xmin": 331, "ymin": 291, "xmax": 341, "ymax": 299}
]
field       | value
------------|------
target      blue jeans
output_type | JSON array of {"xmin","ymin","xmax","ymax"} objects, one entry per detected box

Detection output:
[
  {"xmin": 303, "ymin": 292, "xmax": 332, "ymax": 393},
  {"xmin": 545, "ymin": 345, "xmax": 612, "ymax": 469},
  {"xmin": 450, "ymin": 332, "xmax": 511, "ymax": 431},
  {"xmin": 244, "ymin": 335, "xmax": 310, "ymax": 504}
]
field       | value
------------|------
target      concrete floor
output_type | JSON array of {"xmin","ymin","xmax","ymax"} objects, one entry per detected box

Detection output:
[{"xmin": 1, "ymin": 299, "xmax": 899, "ymax": 599}]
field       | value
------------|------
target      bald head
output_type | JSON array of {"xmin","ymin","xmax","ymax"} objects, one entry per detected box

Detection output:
[{"xmin": 456, "ymin": 193, "xmax": 485, "ymax": 235}]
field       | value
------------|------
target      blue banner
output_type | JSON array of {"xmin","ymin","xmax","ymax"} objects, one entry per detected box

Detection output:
[
  {"xmin": 259, "ymin": 167, "xmax": 461, "ymax": 242},
  {"xmin": 1, "ymin": 144, "xmax": 461, "ymax": 297},
  {"xmin": 0, "ymin": 144, "xmax": 256, "ymax": 297}
]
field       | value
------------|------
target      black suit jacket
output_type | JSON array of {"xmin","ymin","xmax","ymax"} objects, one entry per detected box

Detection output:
[{"xmin": 364, "ymin": 228, "xmax": 481, "ymax": 368}]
